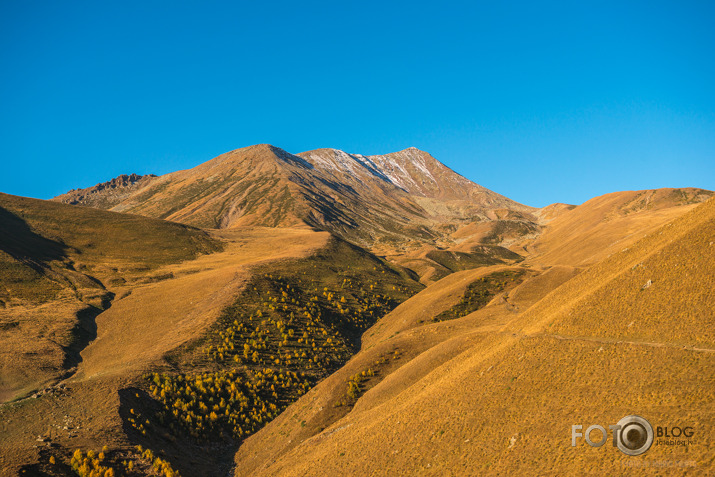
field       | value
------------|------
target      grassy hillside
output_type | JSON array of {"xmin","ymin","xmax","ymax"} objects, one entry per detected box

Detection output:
[
  {"xmin": 0, "ymin": 193, "xmax": 222, "ymax": 403},
  {"xmin": 524, "ymin": 187, "xmax": 713, "ymax": 267},
  {"xmin": 0, "ymin": 193, "xmax": 221, "ymax": 274},
  {"xmin": 1, "ymin": 187, "xmax": 711, "ymax": 476},
  {"xmin": 232, "ymin": 196, "xmax": 715, "ymax": 476},
  {"xmin": 0, "ymin": 221, "xmax": 423, "ymax": 476}
]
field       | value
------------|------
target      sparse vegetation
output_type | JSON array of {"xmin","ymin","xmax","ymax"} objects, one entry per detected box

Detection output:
[
  {"xmin": 336, "ymin": 352, "xmax": 397, "ymax": 407},
  {"xmin": 62, "ymin": 445, "xmax": 181, "ymax": 477},
  {"xmin": 433, "ymin": 269, "xmax": 526, "ymax": 321},
  {"xmin": 128, "ymin": 239, "xmax": 421, "ymax": 447}
]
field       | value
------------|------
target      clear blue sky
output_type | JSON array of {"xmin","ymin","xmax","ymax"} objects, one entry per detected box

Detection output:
[{"xmin": 1, "ymin": 1, "xmax": 713, "ymax": 207}]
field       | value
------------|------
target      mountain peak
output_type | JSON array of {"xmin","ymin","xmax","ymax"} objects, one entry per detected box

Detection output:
[
  {"xmin": 199, "ymin": 143, "xmax": 313, "ymax": 172},
  {"xmin": 53, "ymin": 144, "xmax": 535, "ymax": 246}
]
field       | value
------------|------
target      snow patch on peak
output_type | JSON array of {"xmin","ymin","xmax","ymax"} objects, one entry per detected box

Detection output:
[
  {"xmin": 302, "ymin": 149, "xmax": 396, "ymax": 186},
  {"xmin": 366, "ymin": 150, "xmax": 437, "ymax": 191},
  {"xmin": 299, "ymin": 146, "xmax": 485, "ymax": 198},
  {"xmin": 346, "ymin": 152, "xmax": 394, "ymax": 184}
]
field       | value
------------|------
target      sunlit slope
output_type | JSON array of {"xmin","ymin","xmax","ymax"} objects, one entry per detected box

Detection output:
[
  {"xmin": 75, "ymin": 228, "xmax": 331, "ymax": 380},
  {"xmin": 524, "ymin": 187, "xmax": 712, "ymax": 267},
  {"xmin": 235, "ymin": 196, "xmax": 715, "ymax": 476},
  {"xmin": 0, "ymin": 193, "xmax": 220, "ymax": 402},
  {"xmin": 512, "ymin": 193, "xmax": 715, "ymax": 345},
  {"xmin": 233, "ymin": 265, "xmax": 579, "ymax": 475}
]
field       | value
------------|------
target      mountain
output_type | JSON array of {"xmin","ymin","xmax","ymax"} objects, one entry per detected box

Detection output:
[
  {"xmin": 53, "ymin": 144, "xmax": 537, "ymax": 251},
  {"xmin": 3, "ymin": 144, "xmax": 713, "ymax": 476}
]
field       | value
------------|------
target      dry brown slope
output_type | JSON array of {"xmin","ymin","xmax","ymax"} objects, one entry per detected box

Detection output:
[
  {"xmin": 105, "ymin": 144, "xmax": 310, "ymax": 229},
  {"xmin": 235, "ymin": 196, "xmax": 715, "ymax": 476},
  {"xmin": 524, "ymin": 187, "xmax": 712, "ymax": 267},
  {"xmin": 53, "ymin": 144, "xmax": 540, "ymax": 254},
  {"xmin": 511, "ymin": 194, "xmax": 715, "ymax": 345}
]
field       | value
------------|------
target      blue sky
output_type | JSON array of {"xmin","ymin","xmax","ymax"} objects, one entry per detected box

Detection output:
[{"xmin": 1, "ymin": 1, "xmax": 713, "ymax": 207}]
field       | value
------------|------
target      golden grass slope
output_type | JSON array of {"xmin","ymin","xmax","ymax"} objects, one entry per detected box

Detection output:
[
  {"xmin": 232, "ymin": 265, "xmax": 579, "ymax": 476},
  {"xmin": 524, "ymin": 187, "xmax": 712, "ymax": 267},
  {"xmin": 104, "ymin": 144, "xmax": 309, "ymax": 229},
  {"xmin": 234, "ymin": 196, "xmax": 715, "ymax": 476},
  {"xmin": 512, "ymin": 193, "xmax": 715, "ymax": 345}
]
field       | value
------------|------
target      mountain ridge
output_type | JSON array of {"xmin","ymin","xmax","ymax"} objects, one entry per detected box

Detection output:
[{"xmin": 52, "ymin": 144, "xmax": 538, "ymax": 250}]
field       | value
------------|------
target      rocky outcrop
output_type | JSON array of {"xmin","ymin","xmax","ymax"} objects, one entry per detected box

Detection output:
[{"xmin": 54, "ymin": 173, "xmax": 157, "ymax": 208}]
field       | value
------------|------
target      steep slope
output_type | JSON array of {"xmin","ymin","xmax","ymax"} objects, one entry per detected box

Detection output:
[
  {"xmin": 233, "ymin": 196, "xmax": 715, "ymax": 476},
  {"xmin": 53, "ymin": 144, "xmax": 538, "ymax": 251},
  {"xmin": 297, "ymin": 147, "xmax": 530, "ymax": 208},
  {"xmin": 84, "ymin": 145, "xmax": 310, "ymax": 229}
]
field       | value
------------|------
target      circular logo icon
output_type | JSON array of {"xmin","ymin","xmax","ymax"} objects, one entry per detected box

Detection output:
[{"xmin": 616, "ymin": 415, "xmax": 653, "ymax": 456}]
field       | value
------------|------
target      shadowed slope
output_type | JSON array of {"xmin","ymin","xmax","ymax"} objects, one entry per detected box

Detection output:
[{"xmin": 0, "ymin": 193, "xmax": 221, "ymax": 403}]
